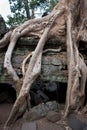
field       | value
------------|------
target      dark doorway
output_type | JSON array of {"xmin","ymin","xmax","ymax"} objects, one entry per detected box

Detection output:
[
  {"xmin": 0, "ymin": 83, "xmax": 16, "ymax": 103},
  {"xmin": 30, "ymin": 80, "xmax": 67, "ymax": 107}
]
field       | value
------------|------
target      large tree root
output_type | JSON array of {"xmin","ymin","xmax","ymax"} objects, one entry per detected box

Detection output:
[
  {"xmin": 4, "ymin": 29, "xmax": 21, "ymax": 82},
  {"xmin": 64, "ymin": 9, "xmax": 87, "ymax": 117},
  {"xmin": 3, "ymin": 4, "xmax": 65, "ymax": 91},
  {"xmin": 22, "ymin": 48, "xmax": 61, "ymax": 76},
  {"xmin": 0, "ymin": 0, "xmax": 87, "ymax": 129},
  {"xmin": 4, "ymin": 29, "xmax": 48, "ymax": 129},
  {"xmin": 4, "ymin": 9, "xmax": 64, "ymax": 129},
  {"xmin": 0, "ymin": 30, "xmax": 12, "ymax": 48}
]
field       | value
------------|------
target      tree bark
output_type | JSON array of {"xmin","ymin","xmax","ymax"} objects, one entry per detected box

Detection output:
[{"xmin": 0, "ymin": 0, "xmax": 87, "ymax": 129}]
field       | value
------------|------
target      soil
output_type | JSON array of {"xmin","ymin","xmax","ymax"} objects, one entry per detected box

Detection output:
[
  {"xmin": 0, "ymin": 103, "xmax": 13, "ymax": 129},
  {"xmin": 0, "ymin": 103, "xmax": 87, "ymax": 130}
]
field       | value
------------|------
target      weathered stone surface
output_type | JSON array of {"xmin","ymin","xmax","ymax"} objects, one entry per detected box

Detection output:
[
  {"xmin": 41, "ymin": 52, "xmax": 67, "ymax": 82},
  {"xmin": 0, "ymin": 15, "xmax": 7, "ymax": 38},
  {"xmin": 23, "ymin": 101, "xmax": 59, "ymax": 121},
  {"xmin": 0, "ymin": 38, "xmax": 67, "ymax": 83},
  {"xmin": 83, "ymin": 127, "xmax": 87, "ymax": 130},
  {"xmin": 37, "ymin": 118, "xmax": 65, "ymax": 130},
  {"xmin": 46, "ymin": 111, "xmax": 61, "ymax": 123},
  {"xmin": 22, "ymin": 122, "xmax": 36, "ymax": 130},
  {"xmin": 67, "ymin": 114, "xmax": 87, "ymax": 130},
  {"xmin": 18, "ymin": 37, "xmax": 64, "ymax": 47},
  {"xmin": 37, "ymin": 124, "xmax": 65, "ymax": 130}
]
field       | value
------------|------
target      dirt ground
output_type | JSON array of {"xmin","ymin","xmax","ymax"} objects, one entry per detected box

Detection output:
[
  {"xmin": 0, "ymin": 103, "xmax": 87, "ymax": 130},
  {"xmin": 0, "ymin": 103, "xmax": 65, "ymax": 130}
]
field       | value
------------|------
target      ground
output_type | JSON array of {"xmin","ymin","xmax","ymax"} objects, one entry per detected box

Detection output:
[{"xmin": 0, "ymin": 102, "xmax": 87, "ymax": 130}]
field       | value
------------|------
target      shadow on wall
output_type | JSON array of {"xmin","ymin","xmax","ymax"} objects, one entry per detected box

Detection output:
[
  {"xmin": 0, "ymin": 83, "xmax": 16, "ymax": 103},
  {"xmin": 0, "ymin": 81, "xmax": 87, "ymax": 107},
  {"xmin": 84, "ymin": 81, "xmax": 87, "ymax": 105},
  {"xmin": 0, "ymin": 81, "xmax": 67, "ymax": 105},
  {"xmin": 30, "ymin": 80, "xmax": 67, "ymax": 107}
]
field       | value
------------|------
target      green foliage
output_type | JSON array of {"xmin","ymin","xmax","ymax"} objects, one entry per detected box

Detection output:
[
  {"xmin": 7, "ymin": 0, "xmax": 59, "ymax": 27},
  {"xmin": 30, "ymin": 0, "xmax": 48, "ymax": 10},
  {"xmin": 6, "ymin": 14, "xmax": 27, "ymax": 27},
  {"xmin": 48, "ymin": 0, "xmax": 59, "ymax": 12},
  {"xmin": 7, "ymin": 0, "xmax": 30, "ymax": 27}
]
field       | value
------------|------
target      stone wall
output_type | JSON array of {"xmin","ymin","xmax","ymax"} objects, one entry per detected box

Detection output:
[
  {"xmin": 0, "ymin": 37, "xmax": 67, "ymax": 84},
  {"xmin": 0, "ymin": 15, "xmax": 8, "ymax": 38},
  {"xmin": 0, "ymin": 16, "xmax": 87, "ymax": 85}
]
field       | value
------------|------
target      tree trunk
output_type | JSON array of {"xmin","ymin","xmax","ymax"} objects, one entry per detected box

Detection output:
[
  {"xmin": 0, "ymin": 0, "xmax": 87, "ymax": 129},
  {"xmin": 23, "ymin": 0, "xmax": 31, "ymax": 19}
]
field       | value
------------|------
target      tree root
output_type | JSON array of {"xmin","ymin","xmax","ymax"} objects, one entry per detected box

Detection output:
[
  {"xmin": 22, "ymin": 47, "xmax": 61, "ymax": 76},
  {"xmin": 22, "ymin": 52, "xmax": 33, "ymax": 76},
  {"xmin": 4, "ymin": 29, "xmax": 21, "ymax": 81},
  {"xmin": 0, "ymin": 30, "xmax": 12, "ymax": 48},
  {"xmin": 4, "ymin": 10, "xmax": 63, "ymax": 128},
  {"xmin": 64, "ymin": 11, "xmax": 75, "ymax": 117},
  {"xmin": 2, "ymin": 0, "xmax": 87, "ymax": 129},
  {"xmin": 64, "ymin": 10, "xmax": 87, "ymax": 117},
  {"xmin": 3, "ymin": 5, "xmax": 64, "ymax": 88}
]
